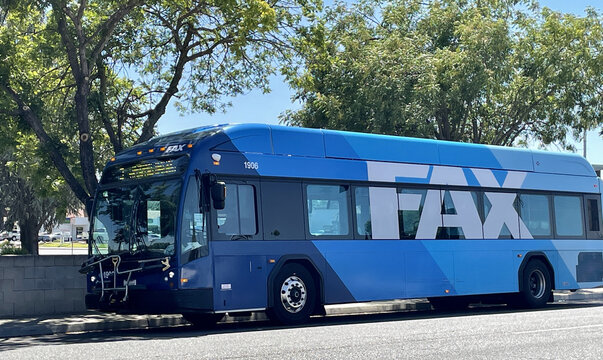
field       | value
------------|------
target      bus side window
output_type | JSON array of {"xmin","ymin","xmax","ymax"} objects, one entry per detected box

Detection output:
[
  {"xmin": 517, "ymin": 193, "xmax": 552, "ymax": 238},
  {"xmin": 585, "ymin": 196, "xmax": 603, "ymax": 239},
  {"xmin": 306, "ymin": 184, "xmax": 350, "ymax": 238},
  {"xmin": 437, "ymin": 190, "xmax": 482, "ymax": 240},
  {"xmin": 554, "ymin": 195, "xmax": 585, "ymax": 238},
  {"xmin": 483, "ymin": 192, "xmax": 517, "ymax": 239},
  {"xmin": 216, "ymin": 183, "xmax": 258, "ymax": 240},
  {"xmin": 398, "ymin": 188, "xmax": 427, "ymax": 240},
  {"xmin": 354, "ymin": 187, "xmax": 371, "ymax": 239}
]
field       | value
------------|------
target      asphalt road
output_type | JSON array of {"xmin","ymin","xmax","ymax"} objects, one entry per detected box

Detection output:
[{"xmin": 3, "ymin": 302, "xmax": 603, "ymax": 359}]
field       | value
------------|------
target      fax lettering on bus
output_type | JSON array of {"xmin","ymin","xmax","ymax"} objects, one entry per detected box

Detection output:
[
  {"xmin": 244, "ymin": 161, "xmax": 259, "ymax": 170},
  {"xmin": 164, "ymin": 144, "xmax": 185, "ymax": 153}
]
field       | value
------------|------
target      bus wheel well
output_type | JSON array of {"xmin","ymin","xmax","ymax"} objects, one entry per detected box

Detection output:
[
  {"xmin": 268, "ymin": 257, "xmax": 324, "ymax": 315},
  {"xmin": 519, "ymin": 253, "xmax": 556, "ymax": 291}
]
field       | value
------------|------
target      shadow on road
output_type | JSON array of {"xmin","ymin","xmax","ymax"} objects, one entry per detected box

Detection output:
[{"xmin": 2, "ymin": 301, "xmax": 603, "ymax": 352}]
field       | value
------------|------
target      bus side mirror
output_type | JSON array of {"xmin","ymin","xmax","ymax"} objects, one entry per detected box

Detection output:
[{"xmin": 211, "ymin": 182, "xmax": 226, "ymax": 210}]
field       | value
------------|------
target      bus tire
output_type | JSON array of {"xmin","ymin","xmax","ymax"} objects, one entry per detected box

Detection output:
[
  {"xmin": 267, "ymin": 263, "xmax": 316, "ymax": 325},
  {"xmin": 182, "ymin": 313, "xmax": 224, "ymax": 329},
  {"xmin": 518, "ymin": 259, "xmax": 551, "ymax": 308}
]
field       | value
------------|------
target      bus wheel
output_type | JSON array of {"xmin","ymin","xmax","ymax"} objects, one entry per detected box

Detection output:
[
  {"xmin": 518, "ymin": 259, "xmax": 551, "ymax": 308},
  {"xmin": 182, "ymin": 313, "xmax": 224, "ymax": 329},
  {"xmin": 268, "ymin": 263, "xmax": 316, "ymax": 325}
]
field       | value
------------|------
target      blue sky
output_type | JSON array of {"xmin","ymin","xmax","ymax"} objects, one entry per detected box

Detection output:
[{"xmin": 156, "ymin": 0, "xmax": 603, "ymax": 165}]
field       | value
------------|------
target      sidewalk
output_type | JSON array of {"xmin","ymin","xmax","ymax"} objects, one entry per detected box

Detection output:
[{"xmin": 1, "ymin": 289, "xmax": 602, "ymax": 338}]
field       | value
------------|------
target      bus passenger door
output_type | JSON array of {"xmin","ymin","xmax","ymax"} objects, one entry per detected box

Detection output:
[{"xmin": 210, "ymin": 179, "xmax": 267, "ymax": 312}]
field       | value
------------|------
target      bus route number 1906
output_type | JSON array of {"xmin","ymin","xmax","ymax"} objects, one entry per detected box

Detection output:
[{"xmin": 244, "ymin": 161, "xmax": 259, "ymax": 170}]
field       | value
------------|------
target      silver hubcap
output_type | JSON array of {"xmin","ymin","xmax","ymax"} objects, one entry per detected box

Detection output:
[
  {"xmin": 529, "ymin": 269, "xmax": 546, "ymax": 299},
  {"xmin": 280, "ymin": 275, "xmax": 307, "ymax": 313}
]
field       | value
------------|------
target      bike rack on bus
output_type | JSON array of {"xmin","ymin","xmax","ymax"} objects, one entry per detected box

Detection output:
[{"xmin": 80, "ymin": 255, "xmax": 170, "ymax": 303}]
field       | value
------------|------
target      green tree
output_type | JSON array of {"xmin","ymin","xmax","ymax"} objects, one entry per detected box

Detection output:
[
  {"xmin": 0, "ymin": 130, "xmax": 79, "ymax": 255},
  {"xmin": 0, "ymin": 0, "xmax": 319, "ymax": 206},
  {"xmin": 283, "ymin": 0, "xmax": 603, "ymax": 148}
]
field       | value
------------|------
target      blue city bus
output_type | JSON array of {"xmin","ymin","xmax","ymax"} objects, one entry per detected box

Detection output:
[{"xmin": 81, "ymin": 123, "xmax": 603, "ymax": 325}]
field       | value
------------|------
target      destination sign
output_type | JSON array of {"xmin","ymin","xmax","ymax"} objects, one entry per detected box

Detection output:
[
  {"xmin": 101, "ymin": 156, "xmax": 188, "ymax": 184},
  {"xmin": 120, "ymin": 160, "xmax": 177, "ymax": 180}
]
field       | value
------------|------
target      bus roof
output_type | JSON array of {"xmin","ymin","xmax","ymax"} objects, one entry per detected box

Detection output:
[
  {"xmin": 113, "ymin": 123, "xmax": 595, "ymax": 178},
  {"xmin": 214, "ymin": 123, "xmax": 595, "ymax": 177}
]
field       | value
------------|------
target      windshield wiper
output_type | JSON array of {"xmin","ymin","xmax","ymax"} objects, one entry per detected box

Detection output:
[
  {"xmin": 129, "ymin": 186, "xmax": 149, "ymax": 254},
  {"xmin": 92, "ymin": 238, "xmax": 104, "ymax": 259}
]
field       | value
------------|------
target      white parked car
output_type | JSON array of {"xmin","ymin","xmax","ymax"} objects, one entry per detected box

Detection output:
[
  {"xmin": 75, "ymin": 231, "xmax": 89, "ymax": 241},
  {"xmin": 50, "ymin": 232, "xmax": 65, "ymax": 241},
  {"xmin": 1, "ymin": 231, "xmax": 20, "ymax": 241},
  {"xmin": 38, "ymin": 233, "xmax": 52, "ymax": 242}
]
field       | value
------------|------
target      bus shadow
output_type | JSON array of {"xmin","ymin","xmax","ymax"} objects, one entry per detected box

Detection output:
[{"xmin": 2, "ymin": 301, "xmax": 603, "ymax": 352}]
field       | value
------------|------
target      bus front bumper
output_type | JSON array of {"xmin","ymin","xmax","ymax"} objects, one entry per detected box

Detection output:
[{"xmin": 85, "ymin": 288, "xmax": 214, "ymax": 314}]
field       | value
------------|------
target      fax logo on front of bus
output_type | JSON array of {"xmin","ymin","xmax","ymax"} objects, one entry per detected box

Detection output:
[{"xmin": 164, "ymin": 144, "xmax": 186, "ymax": 154}]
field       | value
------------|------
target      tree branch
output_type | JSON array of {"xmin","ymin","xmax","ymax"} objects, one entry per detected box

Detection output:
[
  {"xmin": 51, "ymin": 1, "xmax": 81, "ymax": 81},
  {"xmin": 134, "ymin": 27, "xmax": 199, "ymax": 143},
  {"xmin": 0, "ymin": 83, "xmax": 90, "ymax": 204},
  {"xmin": 96, "ymin": 57, "xmax": 122, "ymax": 153},
  {"xmin": 89, "ymin": 0, "xmax": 145, "ymax": 66},
  {"xmin": 143, "ymin": 7, "xmax": 181, "ymax": 49},
  {"xmin": 77, "ymin": 0, "xmax": 87, "ymax": 25},
  {"xmin": 186, "ymin": 36, "xmax": 234, "ymax": 62}
]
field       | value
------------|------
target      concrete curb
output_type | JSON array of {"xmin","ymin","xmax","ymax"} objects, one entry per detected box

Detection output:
[
  {"xmin": 324, "ymin": 299, "xmax": 432, "ymax": 316},
  {"xmin": 554, "ymin": 288, "xmax": 603, "ymax": 301},
  {"xmin": 0, "ymin": 314, "xmax": 187, "ymax": 338},
  {"xmin": 1, "ymin": 289, "xmax": 602, "ymax": 338}
]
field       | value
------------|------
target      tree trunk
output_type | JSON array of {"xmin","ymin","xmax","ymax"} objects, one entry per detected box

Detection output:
[
  {"xmin": 75, "ymin": 84, "xmax": 98, "ymax": 197},
  {"xmin": 19, "ymin": 218, "xmax": 40, "ymax": 256}
]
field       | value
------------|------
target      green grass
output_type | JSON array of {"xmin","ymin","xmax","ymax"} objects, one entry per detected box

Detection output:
[
  {"xmin": 1, "ymin": 247, "xmax": 29, "ymax": 255},
  {"xmin": 39, "ymin": 241, "xmax": 88, "ymax": 248},
  {"xmin": 0, "ymin": 240, "xmax": 29, "ymax": 255}
]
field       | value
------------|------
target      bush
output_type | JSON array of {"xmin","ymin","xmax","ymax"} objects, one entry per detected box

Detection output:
[{"xmin": 0, "ymin": 240, "xmax": 29, "ymax": 255}]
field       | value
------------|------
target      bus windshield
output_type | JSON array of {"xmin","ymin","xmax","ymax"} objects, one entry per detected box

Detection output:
[{"xmin": 90, "ymin": 179, "xmax": 181, "ymax": 258}]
